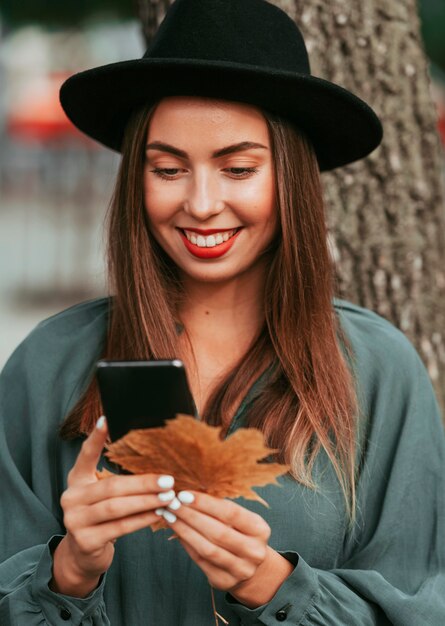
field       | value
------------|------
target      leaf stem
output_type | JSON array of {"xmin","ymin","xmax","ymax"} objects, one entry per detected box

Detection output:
[{"xmin": 210, "ymin": 585, "xmax": 229, "ymax": 624}]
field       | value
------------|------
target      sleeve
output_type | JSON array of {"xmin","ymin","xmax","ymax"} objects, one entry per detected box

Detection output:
[
  {"xmin": 223, "ymin": 329, "xmax": 445, "ymax": 625},
  {"xmin": 0, "ymin": 331, "xmax": 110, "ymax": 625}
]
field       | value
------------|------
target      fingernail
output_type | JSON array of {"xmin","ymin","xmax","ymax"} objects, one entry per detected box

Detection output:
[
  {"xmin": 96, "ymin": 416, "xmax": 106, "ymax": 430},
  {"xmin": 167, "ymin": 497, "xmax": 181, "ymax": 511},
  {"xmin": 157, "ymin": 475, "xmax": 175, "ymax": 489},
  {"xmin": 163, "ymin": 510, "xmax": 177, "ymax": 523},
  {"xmin": 155, "ymin": 508, "xmax": 165, "ymax": 516},
  {"xmin": 177, "ymin": 491, "xmax": 195, "ymax": 504},
  {"xmin": 158, "ymin": 489, "xmax": 175, "ymax": 502}
]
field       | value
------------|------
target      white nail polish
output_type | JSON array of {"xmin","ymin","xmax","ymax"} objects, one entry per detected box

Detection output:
[
  {"xmin": 155, "ymin": 508, "xmax": 165, "ymax": 516},
  {"xmin": 158, "ymin": 489, "xmax": 175, "ymax": 502},
  {"xmin": 167, "ymin": 497, "xmax": 181, "ymax": 511},
  {"xmin": 157, "ymin": 475, "xmax": 175, "ymax": 489},
  {"xmin": 96, "ymin": 415, "xmax": 106, "ymax": 430},
  {"xmin": 163, "ymin": 510, "xmax": 177, "ymax": 523},
  {"xmin": 177, "ymin": 491, "xmax": 195, "ymax": 504}
]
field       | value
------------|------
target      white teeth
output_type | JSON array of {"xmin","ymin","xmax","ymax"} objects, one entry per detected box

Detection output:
[{"xmin": 182, "ymin": 229, "xmax": 238, "ymax": 247}]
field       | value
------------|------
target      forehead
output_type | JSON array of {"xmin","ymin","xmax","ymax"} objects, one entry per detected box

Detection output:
[{"xmin": 147, "ymin": 96, "xmax": 270, "ymax": 144}]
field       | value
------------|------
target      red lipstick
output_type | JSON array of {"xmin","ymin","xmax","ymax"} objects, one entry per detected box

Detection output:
[
  {"xmin": 178, "ymin": 228, "xmax": 242, "ymax": 259},
  {"xmin": 179, "ymin": 227, "xmax": 237, "ymax": 235}
]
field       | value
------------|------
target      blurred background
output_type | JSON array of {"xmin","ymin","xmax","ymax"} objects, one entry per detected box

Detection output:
[
  {"xmin": 0, "ymin": 1, "xmax": 142, "ymax": 367},
  {"xmin": 0, "ymin": 0, "xmax": 444, "ymax": 369}
]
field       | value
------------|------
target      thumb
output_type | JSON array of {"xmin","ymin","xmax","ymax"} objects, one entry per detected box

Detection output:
[{"xmin": 68, "ymin": 416, "xmax": 109, "ymax": 486}]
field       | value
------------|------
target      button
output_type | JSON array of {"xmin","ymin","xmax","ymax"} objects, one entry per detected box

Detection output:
[
  {"xmin": 60, "ymin": 607, "xmax": 71, "ymax": 620},
  {"xmin": 275, "ymin": 603, "xmax": 292, "ymax": 621}
]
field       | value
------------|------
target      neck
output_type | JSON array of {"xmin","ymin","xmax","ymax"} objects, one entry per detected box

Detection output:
[
  {"xmin": 177, "ymin": 261, "xmax": 270, "ymax": 416},
  {"xmin": 178, "ymin": 262, "xmax": 267, "ymax": 340}
]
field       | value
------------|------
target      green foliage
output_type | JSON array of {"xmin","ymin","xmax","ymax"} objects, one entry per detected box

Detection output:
[
  {"xmin": 1, "ymin": 0, "xmax": 445, "ymax": 74},
  {"xmin": 1, "ymin": 0, "xmax": 135, "ymax": 27},
  {"xmin": 419, "ymin": 0, "xmax": 445, "ymax": 71}
]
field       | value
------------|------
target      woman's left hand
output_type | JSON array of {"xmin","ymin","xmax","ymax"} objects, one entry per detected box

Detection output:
[{"xmin": 160, "ymin": 490, "xmax": 272, "ymax": 595}]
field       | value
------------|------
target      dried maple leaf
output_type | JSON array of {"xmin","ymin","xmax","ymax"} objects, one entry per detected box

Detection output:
[{"xmin": 97, "ymin": 414, "xmax": 289, "ymax": 531}]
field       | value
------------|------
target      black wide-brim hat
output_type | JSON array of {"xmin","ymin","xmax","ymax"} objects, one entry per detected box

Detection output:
[{"xmin": 60, "ymin": 0, "xmax": 383, "ymax": 171}]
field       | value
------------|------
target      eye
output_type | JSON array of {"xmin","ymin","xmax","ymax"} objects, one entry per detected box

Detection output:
[
  {"xmin": 150, "ymin": 168, "xmax": 184, "ymax": 180},
  {"xmin": 224, "ymin": 167, "xmax": 259, "ymax": 178}
]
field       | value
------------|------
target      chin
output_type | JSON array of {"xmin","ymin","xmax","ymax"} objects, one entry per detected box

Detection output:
[{"xmin": 182, "ymin": 267, "xmax": 238, "ymax": 284}]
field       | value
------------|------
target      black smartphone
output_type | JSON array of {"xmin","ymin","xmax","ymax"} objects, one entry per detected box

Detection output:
[{"xmin": 96, "ymin": 359, "xmax": 196, "ymax": 441}]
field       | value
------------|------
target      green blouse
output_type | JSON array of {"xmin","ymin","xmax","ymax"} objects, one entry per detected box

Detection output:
[{"xmin": 0, "ymin": 297, "xmax": 444, "ymax": 625}]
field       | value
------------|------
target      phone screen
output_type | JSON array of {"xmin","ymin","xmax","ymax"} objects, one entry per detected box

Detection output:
[{"xmin": 96, "ymin": 359, "xmax": 196, "ymax": 441}]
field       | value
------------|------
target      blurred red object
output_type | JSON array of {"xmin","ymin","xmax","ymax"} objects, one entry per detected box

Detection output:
[
  {"xmin": 6, "ymin": 72, "xmax": 95, "ymax": 146},
  {"xmin": 438, "ymin": 100, "xmax": 445, "ymax": 147}
]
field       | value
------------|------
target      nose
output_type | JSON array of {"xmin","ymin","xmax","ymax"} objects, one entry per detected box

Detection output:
[{"xmin": 183, "ymin": 169, "xmax": 224, "ymax": 221}]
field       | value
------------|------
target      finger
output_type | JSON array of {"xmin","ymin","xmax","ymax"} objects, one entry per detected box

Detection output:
[
  {"xmin": 179, "ymin": 538, "xmax": 238, "ymax": 588},
  {"xmin": 175, "ymin": 530, "xmax": 255, "ymax": 588},
  {"xmin": 67, "ymin": 473, "xmax": 176, "ymax": 506},
  {"xmin": 165, "ymin": 507, "xmax": 266, "ymax": 564},
  {"xmin": 174, "ymin": 491, "xmax": 271, "ymax": 540},
  {"xmin": 73, "ymin": 510, "xmax": 162, "ymax": 552},
  {"xmin": 75, "ymin": 493, "xmax": 174, "ymax": 525},
  {"xmin": 174, "ymin": 523, "xmax": 234, "ymax": 568},
  {"xmin": 68, "ymin": 416, "xmax": 109, "ymax": 486}
]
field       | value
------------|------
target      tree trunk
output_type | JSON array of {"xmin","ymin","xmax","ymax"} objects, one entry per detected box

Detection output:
[{"xmin": 136, "ymin": 0, "xmax": 445, "ymax": 413}]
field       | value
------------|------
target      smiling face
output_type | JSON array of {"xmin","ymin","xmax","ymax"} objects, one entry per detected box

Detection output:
[{"xmin": 143, "ymin": 96, "xmax": 277, "ymax": 285}]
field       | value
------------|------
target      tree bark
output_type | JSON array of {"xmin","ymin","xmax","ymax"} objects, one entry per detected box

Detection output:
[
  {"xmin": 136, "ymin": 0, "xmax": 445, "ymax": 413},
  {"xmin": 137, "ymin": 0, "xmax": 173, "ymax": 42}
]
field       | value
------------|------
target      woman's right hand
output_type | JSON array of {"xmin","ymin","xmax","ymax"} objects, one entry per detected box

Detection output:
[{"xmin": 50, "ymin": 416, "xmax": 175, "ymax": 597}]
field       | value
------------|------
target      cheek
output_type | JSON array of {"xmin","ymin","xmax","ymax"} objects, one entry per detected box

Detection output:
[
  {"xmin": 228, "ymin": 173, "xmax": 275, "ymax": 219},
  {"xmin": 250, "ymin": 175, "xmax": 277, "ymax": 228},
  {"xmin": 143, "ymin": 181, "xmax": 178, "ymax": 227}
]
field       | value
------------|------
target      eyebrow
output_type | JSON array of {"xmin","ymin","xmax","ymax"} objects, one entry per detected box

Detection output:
[{"xmin": 145, "ymin": 141, "xmax": 268, "ymax": 159}]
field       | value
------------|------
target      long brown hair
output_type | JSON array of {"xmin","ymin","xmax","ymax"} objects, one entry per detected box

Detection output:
[{"xmin": 60, "ymin": 101, "xmax": 358, "ymax": 518}]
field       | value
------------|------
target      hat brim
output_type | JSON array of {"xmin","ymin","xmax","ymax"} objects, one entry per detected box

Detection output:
[{"xmin": 60, "ymin": 58, "xmax": 383, "ymax": 171}]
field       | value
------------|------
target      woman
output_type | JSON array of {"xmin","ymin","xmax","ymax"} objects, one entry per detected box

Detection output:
[{"xmin": 1, "ymin": 0, "xmax": 444, "ymax": 624}]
